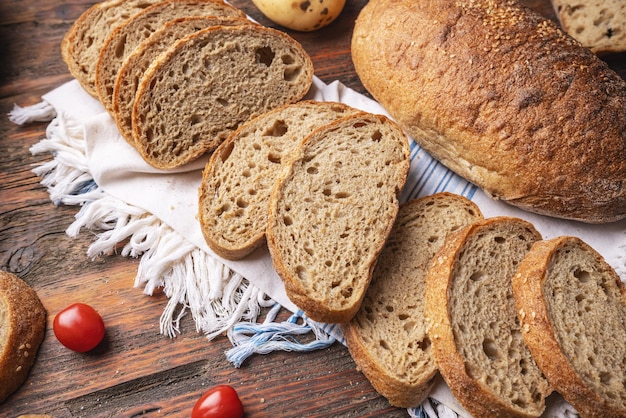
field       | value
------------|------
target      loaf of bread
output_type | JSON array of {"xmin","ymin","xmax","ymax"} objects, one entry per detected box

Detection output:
[
  {"xmin": 426, "ymin": 217, "xmax": 552, "ymax": 417},
  {"xmin": 198, "ymin": 100, "xmax": 360, "ymax": 260},
  {"xmin": 96, "ymin": 0, "xmax": 246, "ymax": 113},
  {"xmin": 0, "ymin": 271, "xmax": 46, "ymax": 403},
  {"xmin": 266, "ymin": 112, "xmax": 410, "ymax": 324},
  {"xmin": 342, "ymin": 193, "xmax": 483, "ymax": 408},
  {"xmin": 513, "ymin": 236, "xmax": 626, "ymax": 418},
  {"xmin": 551, "ymin": 0, "xmax": 626, "ymax": 54},
  {"xmin": 132, "ymin": 24, "xmax": 313, "ymax": 169},
  {"xmin": 61, "ymin": 0, "xmax": 162, "ymax": 97},
  {"xmin": 352, "ymin": 0, "xmax": 626, "ymax": 223},
  {"xmin": 112, "ymin": 16, "xmax": 252, "ymax": 148}
]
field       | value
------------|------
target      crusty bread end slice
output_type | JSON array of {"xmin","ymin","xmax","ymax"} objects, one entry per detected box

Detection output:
[
  {"xmin": 343, "ymin": 192, "xmax": 483, "ymax": 408},
  {"xmin": 0, "ymin": 271, "xmax": 46, "ymax": 403},
  {"xmin": 513, "ymin": 236, "xmax": 626, "ymax": 418},
  {"xmin": 426, "ymin": 217, "xmax": 552, "ymax": 417},
  {"xmin": 266, "ymin": 112, "xmax": 410, "ymax": 324}
]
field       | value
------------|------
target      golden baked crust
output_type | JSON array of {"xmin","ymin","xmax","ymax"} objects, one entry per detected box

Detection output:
[
  {"xmin": 352, "ymin": 0, "xmax": 626, "ymax": 223},
  {"xmin": 0, "ymin": 271, "xmax": 46, "ymax": 403},
  {"xmin": 513, "ymin": 237, "xmax": 626, "ymax": 418}
]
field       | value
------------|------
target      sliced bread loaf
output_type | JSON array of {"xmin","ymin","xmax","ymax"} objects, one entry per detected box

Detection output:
[
  {"xmin": 342, "ymin": 193, "xmax": 483, "ymax": 408},
  {"xmin": 0, "ymin": 271, "xmax": 46, "ymax": 403},
  {"xmin": 426, "ymin": 217, "xmax": 552, "ymax": 417},
  {"xmin": 266, "ymin": 112, "xmax": 410, "ymax": 324},
  {"xmin": 551, "ymin": 0, "xmax": 626, "ymax": 54},
  {"xmin": 198, "ymin": 100, "xmax": 360, "ymax": 260},
  {"xmin": 61, "ymin": 0, "xmax": 161, "ymax": 97},
  {"xmin": 96, "ymin": 0, "xmax": 246, "ymax": 113},
  {"xmin": 132, "ymin": 24, "xmax": 314, "ymax": 169},
  {"xmin": 112, "ymin": 16, "xmax": 252, "ymax": 148},
  {"xmin": 513, "ymin": 236, "xmax": 626, "ymax": 418}
]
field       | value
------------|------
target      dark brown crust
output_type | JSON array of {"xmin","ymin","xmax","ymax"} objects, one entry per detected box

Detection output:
[
  {"xmin": 0, "ymin": 271, "xmax": 46, "ymax": 403},
  {"xmin": 425, "ymin": 217, "xmax": 546, "ymax": 418},
  {"xmin": 512, "ymin": 237, "xmax": 626, "ymax": 418},
  {"xmin": 352, "ymin": 0, "xmax": 626, "ymax": 223}
]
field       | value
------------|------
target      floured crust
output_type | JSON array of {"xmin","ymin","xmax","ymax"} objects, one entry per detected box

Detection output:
[
  {"xmin": 343, "ymin": 193, "xmax": 483, "ymax": 408},
  {"xmin": 352, "ymin": 0, "xmax": 626, "ymax": 223},
  {"xmin": 0, "ymin": 271, "xmax": 46, "ymax": 403},
  {"xmin": 513, "ymin": 237, "xmax": 626, "ymax": 418}
]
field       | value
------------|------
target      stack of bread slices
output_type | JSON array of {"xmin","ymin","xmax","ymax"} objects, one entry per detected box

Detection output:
[
  {"xmin": 62, "ymin": 0, "xmax": 314, "ymax": 169},
  {"xmin": 62, "ymin": 1, "xmax": 626, "ymax": 417}
]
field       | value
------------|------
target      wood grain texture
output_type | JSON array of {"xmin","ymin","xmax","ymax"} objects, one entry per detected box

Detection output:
[{"xmin": 0, "ymin": 0, "xmax": 624, "ymax": 416}]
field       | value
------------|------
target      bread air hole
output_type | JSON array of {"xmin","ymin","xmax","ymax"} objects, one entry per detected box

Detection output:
[
  {"xmin": 482, "ymin": 338, "xmax": 501, "ymax": 360},
  {"xmin": 573, "ymin": 267, "xmax": 591, "ymax": 283},
  {"xmin": 469, "ymin": 270, "xmax": 487, "ymax": 282},
  {"xmin": 284, "ymin": 65, "xmax": 302, "ymax": 82},
  {"xmin": 282, "ymin": 215, "xmax": 293, "ymax": 226},
  {"xmin": 379, "ymin": 339, "xmax": 390, "ymax": 351},
  {"xmin": 264, "ymin": 120, "xmax": 288, "ymax": 137},
  {"xmin": 255, "ymin": 46, "xmax": 275, "ymax": 66},
  {"xmin": 268, "ymin": 152, "xmax": 281, "ymax": 164}
]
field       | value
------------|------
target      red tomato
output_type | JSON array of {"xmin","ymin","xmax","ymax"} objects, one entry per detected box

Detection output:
[
  {"xmin": 53, "ymin": 302, "xmax": 105, "ymax": 352},
  {"xmin": 191, "ymin": 385, "xmax": 244, "ymax": 418}
]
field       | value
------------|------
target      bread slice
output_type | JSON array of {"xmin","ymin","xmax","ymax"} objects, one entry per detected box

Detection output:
[
  {"xmin": 513, "ymin": 236, "xmax": 626, "ymax": 418},
  {"xmin": 551, "ymin": 0, "xmax": 626, "ymax": 54},
  {"xmin": 61, "ymin": 0, "xmax": 162, "ymax": 97},
  {"xmin": 96, "ymin": 0, "xmax": 246, "ymax": 113},
  {"xmin": 0, "ymin": 271, "xmax": 46, "ymax": 403},
  {"xmin": 342, "ymin": 193, "xmax": 483, "ymax": 408},
  {"xmin": 198, "ymin": 100, "xmax": 360, "ymax": 260},
  {"xmin": 266, "ymin": 112, "xmax": 410, "ymax": 324},
  {"xmin": 113, "ymin": 16, "xmax": 252, "ymax": 148},
  {"xmin": 426, "ymin": 217, "xmax": 552, "ymax": 417},
  {"xmin": 132, "ymin": 24, "xmax": 314, "ymax": 169}
]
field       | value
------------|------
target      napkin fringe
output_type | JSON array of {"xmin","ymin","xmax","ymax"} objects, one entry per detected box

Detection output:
[{"xmin": 21, "ymin": 100, "xmax": 340, "ymax": 359}]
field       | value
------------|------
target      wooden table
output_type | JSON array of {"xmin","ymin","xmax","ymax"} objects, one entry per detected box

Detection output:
[{"xmin": 1, "ymin": 1, "xmax": 624, "ymax": 417}]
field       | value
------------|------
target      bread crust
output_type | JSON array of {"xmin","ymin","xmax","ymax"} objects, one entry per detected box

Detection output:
[
  {"xmin": 512, "ymin": 237, "xmax": 626, "ymax": 418},
  {"xmin": 426, "ymin": 217, "xmax": 549, "ymax": 418},
  {"xmin": 0, "ymin": 271, "xmax": 46, "ymax": 403},
  {"xmin": 352, "ymin": 0, "xmax": 626, "ymax": 223}
]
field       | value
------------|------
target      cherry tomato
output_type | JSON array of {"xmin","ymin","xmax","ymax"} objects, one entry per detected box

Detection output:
[
  {"xmin": 53, "ymin": 302, "xmax": 105, "ymax": 352},
  {"xmin": 191, "ymin": 385, "xmax": 244, "ymax": 418}
]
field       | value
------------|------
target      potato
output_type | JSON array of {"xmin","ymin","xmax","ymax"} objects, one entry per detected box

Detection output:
[{"xmin": 252, "ymin": 0, "xmax": 346, "ymax": 32}]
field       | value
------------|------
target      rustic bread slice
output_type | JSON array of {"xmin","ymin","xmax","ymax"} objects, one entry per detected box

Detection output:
[
  {"xmin": 96, "ymin": 0, "xmax": 246, "ymax": 113},
  {"xmin": 61, "ymin": 0, "xmax": 161, "ymax": 97},
  {"xmin": 342, "ymin": 193, "xmax": 483, "ymax": 408},
  {"xmin": 0, "ymin": 271, "xmax": 46, "ymax": 403},
  {"xmin": 266, "ymin": 112, "xmax": 410, "ymax": 324},
  {"xmin": 513, "ymin": 236, "xmax": 626, "ymax": 418},
  {"xmin": 551, "ymin": 0, "xmax": 626, "ymax": 54},
  {"xmin": 132, "ymin": 24, "xmax": 313, "ymax": 169},
  {"xmin": 113, "ymin": 16, "xmax": 252, "ymax": 148},
  {"xmin": 426, "ymin": 217, "xmax": 552, "ymax": 417},
  {"xmin": 198, "ymin": 100, "xmax": 360, "ymax": 260}
]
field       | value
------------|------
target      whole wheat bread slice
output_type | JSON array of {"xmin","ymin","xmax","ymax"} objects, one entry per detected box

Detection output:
[
  {"xmin": 112, "ymin": 16, "xmax": 252, "ymax": 148},
  {"xmin": 61, "ymin": 0, "xmax": 161, "ymax": 97},
  {"xmin": 513, "ymin": 236, "xmax": 626, "ymax": 418},
  {"xmin": 342, "ymin": 192, "xmax": 483, "ymax": 408},
  {"xmin": 198, "ymin": 100, "xmax": 360, "ymax": 260},
  {"xmin": 96, "ymin": 0, "xmax": 245, "ymax": 113},
  {"xmin": 426, "ymin": 217, "xmax": 552, "ymax": 417},
  {"xmin": 266, "ymin": 112, "xmax": 410, "ymax": 324},
  {"xmin": 0, "ymin": 271, "xmax": 46, "ymax": 403},
  {"xmin": 551, "ymin": 0, "xmax": 626, "ymax": 54},
  {"xmin": 132, "ymin": 24, "xmax": 313, "ymax": 169}
]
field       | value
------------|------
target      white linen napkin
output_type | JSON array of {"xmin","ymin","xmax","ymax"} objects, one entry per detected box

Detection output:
[{"xmin": 39, "ymin": 77, "xmax": 624, "ymax": 418}]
